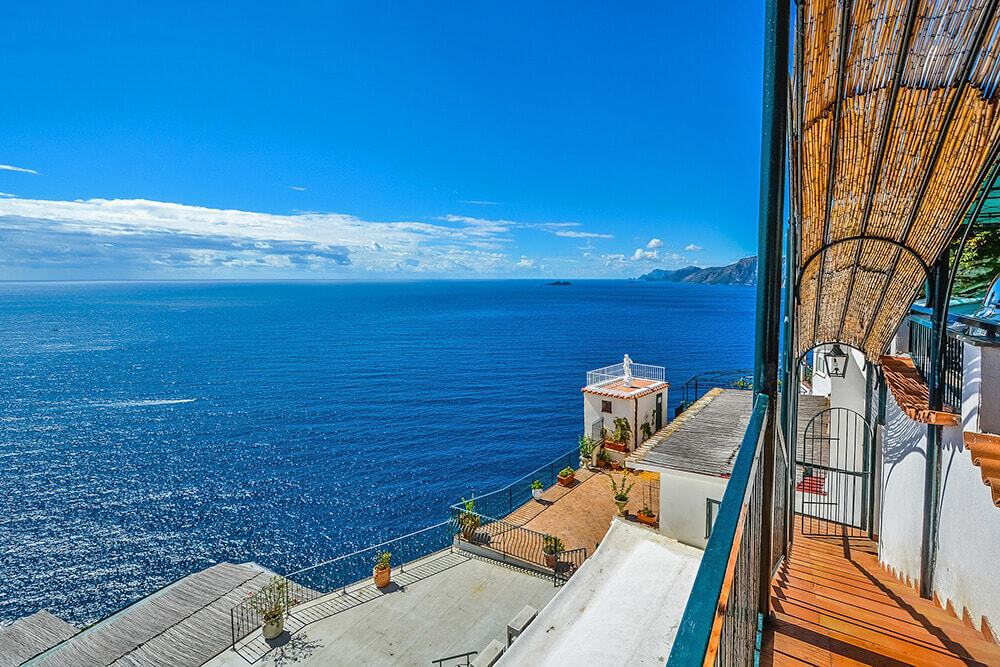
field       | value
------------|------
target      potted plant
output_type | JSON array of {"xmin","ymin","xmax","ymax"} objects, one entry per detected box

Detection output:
[
  {"xmin": 605, "ymin": 417, "xmax": 632, "ymax": 453},
  {"xmin": 610, "ymin": 470, "xmax": 635, "ymax": 517},
  {"xmin": 542, "ymin": 534, "xmax": 564, "ymax": 568},
  {"xmin": 557, "ymin": 466, "xmax": 575, "ymax": 487},
  {"xmin": 597, "ymin": 448, "xmax": 612, "ymax": 469},
  {"xmin": 247, "ymin": 576, "xmax": 290, "ymax": 640},
  {"xmin": 458, "ymin": 497, "xmax": 481, "ymax": 541},
  {"xmin": 578, "ymin": 434, "xmax": 598, "ymax": 468},
  {"xmin": 637, "ymin": 505, "xmax": 657, "ymax": 526},
  {"xmin": 373, "ymin": 550, "xmax": 392, "ymax": 588},
  {"xmin": 531, "ymin": 479, "xmax": 544, "ymax": 500}
]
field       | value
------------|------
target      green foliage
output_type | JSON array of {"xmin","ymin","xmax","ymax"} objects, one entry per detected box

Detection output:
[
  {"xmin": 531, "ymin": 479, "xmax": 543, "ymax": 490},
  {"xmin": 609, "ymin": 470, "xmax": 635, "ymax": 502},
  {"xmin": 610, "ymin": 417, "xmax": 632, "ymax": 444},
  {"xmin": 542, "ymin": 534, "xmax": 565, "ymax": 555},
  {"xmin": 246, "ymin": 576, "xmax": 290, "ymax": 621},
  {"xmin": 374, "ymin": 551, "xmax": 391, "ymax": 571},
  {"xmin": 597, "ymin": 448, "xmax": 611, "ymax": 464},
  {"xmin": 458, "ymin": 497, "xmax": 480, "ymax": 527},
  {"xmin": 558, "ymin": 467, "xmax": 574, "ymax": 478},
  {"xmin": 952, "ymin": 227, "xmax": 1000, "ymax": 296},
  {"xmin": 639, "ymin": 505, "xmax": 655, "ymax": 517},
  {"xmin": 578, "ymin": 434, "xmax": 598, "ymax": 459},
  {"xmin": 640, "ymin": 422, "xmax": 652, "ymax": 439}
]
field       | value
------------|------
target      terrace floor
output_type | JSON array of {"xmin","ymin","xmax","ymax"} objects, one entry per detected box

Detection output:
[
  {"xmin": 504, "ymin": 466, "xmax": 660, "ymax": 554},
  {"xmin": 762, "ymin": 519, "xmax": 1000, "ymax": 666},
  {"xmin": 205, "ymin": 550, "xmax": 557, "ymax": 667}
]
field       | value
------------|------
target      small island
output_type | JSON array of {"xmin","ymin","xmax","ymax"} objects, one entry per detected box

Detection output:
[{"xmin": 546, "ymin": 280, "xmax": 572, "ymax": 286}]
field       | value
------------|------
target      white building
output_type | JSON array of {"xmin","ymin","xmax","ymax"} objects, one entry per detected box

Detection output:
[{"xmin": 581, "ymin": 355, "xmax": 668, "ymax": 466}]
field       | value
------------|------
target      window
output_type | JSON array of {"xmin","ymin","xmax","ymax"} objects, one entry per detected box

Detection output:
[
  {"xmin": 601, "ymin": 400, "xmax": 612, "ymax": 413},
  {"xmin": 705, "ymin": 498, "xmax": 721, "ymax": 539}
]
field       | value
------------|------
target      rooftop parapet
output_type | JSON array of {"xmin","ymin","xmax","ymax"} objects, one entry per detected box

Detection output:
[{"xmin": 585, "ymin": 354, "xmax": 665, "ymax": 389}]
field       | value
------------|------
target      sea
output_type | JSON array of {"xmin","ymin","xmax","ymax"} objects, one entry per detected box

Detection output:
[{"xmin": 0, "ymin": 280, "xmax": 755, "ymax": 625}]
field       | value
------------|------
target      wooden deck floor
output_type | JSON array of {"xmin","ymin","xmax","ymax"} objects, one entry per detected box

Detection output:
[{"xmin": 763, "ymin": 524, "xmax": 1000, "ymax": 666}]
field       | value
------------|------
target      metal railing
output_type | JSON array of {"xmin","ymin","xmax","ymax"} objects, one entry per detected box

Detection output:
[
  {"xmin": 230, "ymin": 521, "xmax": 456, "ymax": 649},
  {"xmin": 433, "ymin": 651, "xmax": 477, "ymax": 666},
  {"xmin": 453, "ymin": 508, "xmax": 586, "ymax": 586},
  {"xmin": 453, "ymin": 448, "xmax": 578, "ymax": 521},
  {"xmin": 667, "ymin": 394, "xmax": 770, "ymax": 666},
  {"xmin": 229, "ymin": 576, "xmax": 317, "ymax": 652},
  {"xmin": 674, "ymin": 369, "xmax": 754, "ymax": 418},
  {"xmin": 908, "ymin": 316, "xmax": 964, "ymax": 410},
  {"xmin": 586, "ymin": 361, "xmax": 666, "ymax": 387}
]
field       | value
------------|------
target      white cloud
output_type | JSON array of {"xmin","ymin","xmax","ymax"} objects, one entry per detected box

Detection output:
[
  {"xmin": 603, "ymin": 253, "xmax": 627, "ymax": 266},
  {"xmin": 0, "ymin": 192, "xmax": 16, "ymax": 198},
  {"xmin": 646, "ymin": 238, "xmax": 663, "ymax": 249},
  {"xmin": 516, "ymin": 256, "xmax": 536, "ymax": 269},
  {"xmin": 685, "ymin": 243, "xmax": 703, "ymax": 251},
  {"xmin": 459, "ymin": 199, "xmax": 501, "ymax": 205},
  {"xmin": 632, "ymin": 248, "xmax": 658, "ymax": 261},
  {"xmin": 554, "ymin": 230, "xmax": 613, "ymax": 239},
  {"xmin": 0, "ymin": 197, "xmax": 544, "ymax": 276},
  {"xmin": 0, "ymin": 164, "xmax": 39, "ymax": 175},
  {"xmin": 289, "ymin": 185, "xmax": 307, "ymax": 191}
]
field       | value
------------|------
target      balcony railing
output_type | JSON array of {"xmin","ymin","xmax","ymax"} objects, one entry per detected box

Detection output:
[
  {"xmin": 451, "ymin": 447, "xmax": 579, "ymax": 521},
  {"xmin": 667, "ymin": 394, "xmax": 772, "ymax": 666},
  {"xmin": 452, "ymin": 508, "xmax": 586, "ymax": 586},
  {"xmin": 907, "ymin": 315, "xmax": 964, "ymax": 411},
  {"xmin": 231, "ymin": 521, "xmax": 455, "ymax": 649},
  {"xmin": 586, "ymin": 362, "xmax": 665, "ymax": 387}
]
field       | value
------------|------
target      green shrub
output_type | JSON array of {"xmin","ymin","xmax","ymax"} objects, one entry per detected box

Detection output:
[{"xmin": 542, "ymin": 534, "xmax": 564, "ymax": 555}]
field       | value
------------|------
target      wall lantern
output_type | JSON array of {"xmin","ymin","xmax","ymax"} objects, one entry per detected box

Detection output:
[{"xmin": 824, "ymin": 344, "xmax": 849, "ymax": 378}]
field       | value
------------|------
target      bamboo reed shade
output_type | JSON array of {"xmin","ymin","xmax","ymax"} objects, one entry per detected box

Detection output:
[{"xmin": 791, "ymin": 0, "xmax": 1000, "ymax": 361}]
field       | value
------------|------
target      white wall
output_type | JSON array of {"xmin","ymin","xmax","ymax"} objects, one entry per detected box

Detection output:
[
  {"xmin": 583, "ymin": 389, "xmax": 666, "ymax": 450},
  {"xmin": 877, "ymin": 391, "xmax": 928, "ymax": 588},
  {"xmin": 658, "ymin": 468, "xmax": 727, "ymax": 549},
  {"xmin": 933, "ymin": 342, "xmax": 1000, "ymax": 633},
  {"xmin": 877, "ymin": 339, "xmax": 1000, "ymax": 634}
]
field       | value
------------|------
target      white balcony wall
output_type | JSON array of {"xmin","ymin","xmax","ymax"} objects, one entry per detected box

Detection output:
[{"xmin": 877, "ymin": 339, "xmax": 1000, "ymax": 636}]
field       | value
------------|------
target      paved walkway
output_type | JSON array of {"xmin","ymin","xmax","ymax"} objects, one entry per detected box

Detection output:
[
  {"xmin": 506, "ymin": 467, "xmax": 660, "ymax": 555},
  {"xmin": 204, "ymin": 551, "xmax": 557, "ymax": 667}
]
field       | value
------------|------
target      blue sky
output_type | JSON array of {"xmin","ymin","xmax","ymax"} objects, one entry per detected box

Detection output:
[{"xmin": 0, "ymin": 2, "xmax": 764, "ymax": 280}]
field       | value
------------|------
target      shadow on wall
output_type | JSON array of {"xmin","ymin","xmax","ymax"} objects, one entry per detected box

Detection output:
[{"xmin": 879, "ymin": 398, "xmax": 926, "ymax": 533}]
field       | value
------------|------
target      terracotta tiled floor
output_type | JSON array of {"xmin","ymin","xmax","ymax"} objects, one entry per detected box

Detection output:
[
  {"xmin": 505, "ymin": 467, "xmax": 660, "ymax": 555},
  {"xmin": 763, "ymin": 518, "xmax": 1000, "ymax": 666}
]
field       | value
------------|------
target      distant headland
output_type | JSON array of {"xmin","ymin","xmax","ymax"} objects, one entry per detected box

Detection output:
[{"xmin": 636, "ymin": 256, "xmax": 757, "ymax": 286}]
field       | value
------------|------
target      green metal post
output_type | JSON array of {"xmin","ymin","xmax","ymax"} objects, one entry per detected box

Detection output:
[
  {"xmin": 754, "ymin": 0, "xmax": 789, "ymax": 615},
  {"xmin": 919, "ymin": 252, "xmax": 948, "ymax": 599}
]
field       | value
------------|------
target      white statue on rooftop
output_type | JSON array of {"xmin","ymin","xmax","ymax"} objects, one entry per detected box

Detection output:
[{"xmin": 623, "ymin": 354, "xmax": 633, "ymax": 387}]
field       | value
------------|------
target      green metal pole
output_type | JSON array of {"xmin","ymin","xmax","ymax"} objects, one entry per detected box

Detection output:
[
  {"xmin": 919, "ymin": 252, "xmax": 948, "ymax": 599},
  {"xmin": 755, "ymin": 0, "xmax": 789, "ymax": 615}
]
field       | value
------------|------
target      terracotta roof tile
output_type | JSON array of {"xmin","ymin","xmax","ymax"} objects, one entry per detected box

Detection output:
[
  {"xmin": 581, "ymin": 378, "xmax": 668, "ymax": 400},
  {"xmin": 879, "ymin": 355, "xmax": 960, "ymax": 426},
  {"xmin": 964, "ymin": 431, "xmax": 1000, "ymax": 508}
]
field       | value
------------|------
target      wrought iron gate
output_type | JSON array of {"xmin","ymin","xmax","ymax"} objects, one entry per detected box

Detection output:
[{"xmin": 795, "ymin": 407, "xmax": 874, "ymax": 537}]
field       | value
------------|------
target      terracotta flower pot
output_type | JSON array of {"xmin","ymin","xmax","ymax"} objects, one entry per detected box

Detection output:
[
  {"xmin": 636, "ymin": 513, "xmax": 657, "ymax": 526},
  {"xmin": 373, "ymin": 565, "xmax": 391, "ymax": 589},
  {"xmin": 262, "ymin": 614, "xmax": 284, "ymax": 640},
  {"xmin": 557, "ymin": 473, "xmax": 574, "ymax": 487},
  {"xmin": 544, "ymin": 552, "xmax": 558, "ymax": 568},
  {"xmin": 460, "ymin": 517, "xmax": 480, "ymax": 542}
]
